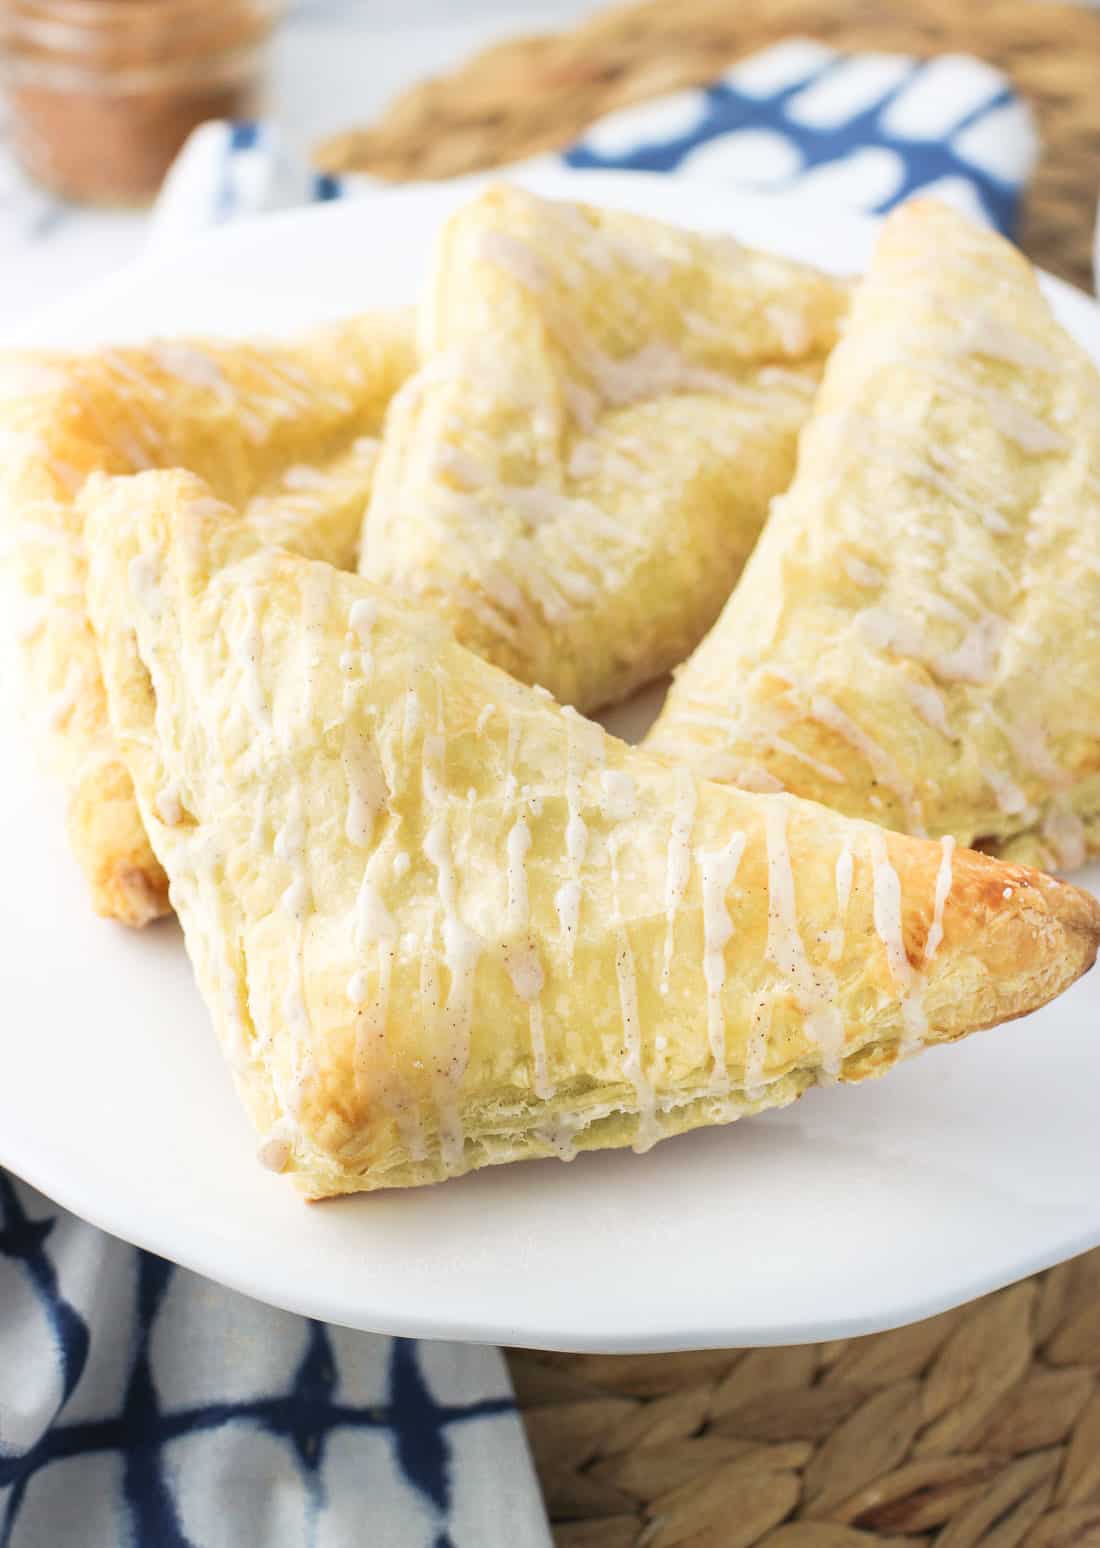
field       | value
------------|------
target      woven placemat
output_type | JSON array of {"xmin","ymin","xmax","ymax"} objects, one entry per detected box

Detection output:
[
  {"xmin": 507, "ymin": 1249, "xmax": 1100, "ymax": 1547},
  {"xmin": 317, "ymin": 1, "xmax": 1100, "ymax": 1539},
  {"xmin": 314, "ymin": 0, "xmax": 1100, "ymax": 291}
]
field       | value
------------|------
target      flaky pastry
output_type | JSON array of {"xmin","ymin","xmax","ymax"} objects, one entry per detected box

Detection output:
[
  {"xmin": 84, "ymin": 468, "xmax": 1100, "ymax": 1196},
  {"xmin": 648, "ymin": 200, "xmax": 1100, "ymax": 871},
  {"xmin": 1, "ymin": 312, "xmax": 415, "ymax": 924},
  {"xmin": 360, "ymin": 184, "xmax": 847, "ymax": 711}
]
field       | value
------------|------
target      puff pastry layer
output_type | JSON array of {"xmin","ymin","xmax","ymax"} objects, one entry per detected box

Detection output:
[
  {"xmin": 360, "ymin": 184, "xmax": 847, "ymax": 711},
  {"xmin": 85, "ymin": 468, "xmax": 1100, "ymax": 1196},
  {"xmin": 648, "ymin": 200, "xmax": 1100, "ymax": 871},
  {"xmin": 1, "ymin": 313, "xmax": 415, "ymax": 924}
]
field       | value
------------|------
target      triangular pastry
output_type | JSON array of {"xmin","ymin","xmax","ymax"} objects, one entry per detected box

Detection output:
[
  {"xmin": 647, "ymin": 199, "xmax": 1100, "ymax": 872},
  {"xmin": 360, "ymin": 184, "xmax": 847, "ymax": 712},
  {"xmin": 84, "ymin": 467, "xmax": 1100, "ymax": 1197},
  {"xmin": 1, "ymin": 312, "xmax": 415, "ymax": 925}
]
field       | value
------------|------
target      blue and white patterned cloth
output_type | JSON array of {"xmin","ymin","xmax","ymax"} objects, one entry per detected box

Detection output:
[
  {"xmin": 150, "ymin": 38, "xmax": 1038, "ymax": 244},
  {"xmin": 0, "ymin": 1175, "xmax": 547, "ymax": 1548},
  {"xmin": 1, "ymin": 35, "xmax": 1043, "ymax": 1548}
]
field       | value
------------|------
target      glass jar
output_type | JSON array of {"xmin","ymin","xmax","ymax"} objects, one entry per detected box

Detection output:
[{"xmin": 0, "ymin": 0, "xmax": 283, "ymax": 205}]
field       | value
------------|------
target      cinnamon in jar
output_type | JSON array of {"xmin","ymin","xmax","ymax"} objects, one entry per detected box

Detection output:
[{"xmin": 0, "ymin": 0, "xmax": 283, "ymax": 205}]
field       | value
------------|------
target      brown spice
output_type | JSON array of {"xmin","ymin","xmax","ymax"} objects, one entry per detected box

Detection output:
[{"xmin": 0, "ymin": 0, "xmax": 281, "ymax": 205}]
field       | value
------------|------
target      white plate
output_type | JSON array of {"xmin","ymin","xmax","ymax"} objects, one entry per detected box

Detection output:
[{"xmin": 4, "ymin": 168, "xmax": 1099, "ymax": 1353}]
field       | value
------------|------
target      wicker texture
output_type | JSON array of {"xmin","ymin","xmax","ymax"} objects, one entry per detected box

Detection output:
[
  {"xmin": 314, "ymin": 0, "xmax": 1100, "ymax": 291},
  {"xmin": 507, "ymin": 1249, "xmax": 1100, "ymax": 1547},
  {"xmin": 317, "ymin": 1, "xmax": 1100, "ymax": 1538}
]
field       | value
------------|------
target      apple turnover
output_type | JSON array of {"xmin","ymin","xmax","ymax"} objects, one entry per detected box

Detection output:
[
  {"xmin": 84, "ymin": 467, "xmax": 1100, "ymax": 1196},
  {"xmin": 360, "ymin": 184, "xmax": 847, "ymax": 711},
  {"xmin": 0, "ymin": 311, "xmax": 415, "ymax": 925},
  {"xmin": 648, "ymin": 199, "xmax": 1100, "ymax": 873}
]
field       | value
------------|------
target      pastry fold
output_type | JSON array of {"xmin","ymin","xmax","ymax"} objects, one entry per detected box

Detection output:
[
  {"xmin": 84, "ymin": 468, "xmax": 1100, "ymax": 1197},
  {"xmin": 647, "ymin": 199, "xmax": 1100, "ymax": 871},
  {"xmin": 1, "ymin": 313, "xmax": 416, "ymax": 924},
  {"xmin": 360, "ymin": 184, "xmax": 847, "ymax": 711}
]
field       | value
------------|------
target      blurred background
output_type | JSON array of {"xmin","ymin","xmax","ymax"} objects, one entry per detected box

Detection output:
[{"xmin": 3, "ymin": 0, "xmax": 1100, "ymax": 316}]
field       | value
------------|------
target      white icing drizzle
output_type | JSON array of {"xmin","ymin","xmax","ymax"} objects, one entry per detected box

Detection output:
[
  {"xmin": 844, "ymin": 554, "xmax": 884, "ymax": 588},
  {"xmin": 983, "ymin": 762, "xmax": 1033, "ymax": 817},
  {"xmin": 769, "ymin": 735, "xmax": 844, "ymax": 785},
  {"xmin": 506, "ymin": 815, "xmax": 532, "ymax": 928},
  {"xmin": 128, "ymin": 554, "xmax": 162, "ymax": 618},
  {"xmin": 422, "ymin": 730, "xmax": 483, "ymax": 1169},
  {"xmin": 660, "ymin": 771, "xmax": 697, "ymax": 995},
  {"xmin": 541, "ymin": 1113, "xmax": 582, "ymax": 1162},
  {"xmin": 349, "ymin": 597, "xmax": 378, "ymax": 650},
  {"xmin": 554, "ymin": 879, "xmax": 582, "ymax": 969},
  {"xmin": 808, "ymin": 691, "xmax": 924, "ymax": 833},
  {"xmin": 608, "ymin": 831, "xmax": 657, "ymax": 1153},
  {"xmin": 830, "ymin": 842, "xmax": 854, "ymax": 964},
  {"xmin": 867, "ymin": 829, "xmax": 926, "ymax": 1052},
  {"xmin": 45, "ymin": 665, "xmax": 85, "ymax": 730},
  {"xmin": 567, "ymin": 439, "xmax": 600, "ymax": 479},
  {"xmin": 480, "ymin": 226, "xmax": 768, "ymax": 417},
  {"xmin": 980, "ymin": 388, "xmax": 1067, "ymax": 456},
  {"xmin": 764, "ymin": 805, "xmax": 844, "ymax": 1074},
  {"xmin": 342, "ymin": 736, "xmax": 388, "ymax": 847},
  {"xmin": 923, "ymin": 836, "xmax": 955, "ymax": 962},
  {"xmin": 282, "ymin": 463, "xmax": 329, "ymax": 490},
  {"xmin": 154, "ymin": 784, "xmax": 184, "ymax": 827},
  {"xmin": 673, "ymin": 706, "xmax": 741, "ymax": 735},
  {"xmin": 435, "ymin": 443, "xmax": 491, "ymax": 489},
  {"xmin": 921, "ymin": 592, "xmax": 969, "ymax": 626},
  {"xmin": 1042, "ymin": 802, "xmax": 1087, "ymax": 871},
  {"xmin": 355, "ymin": 867, "xmax": 397, "ymax": 951},
  {"xmin": 392, "ymin": 850, "xmax": 411, "ymax": 878},
  {"xmin": 599, "ymin": 769, "xmax": 637, "ymax": 821},
  {"xmin": 151, "ymin": 341, "xmax": 227, "ymax": 391},
  {"xmin": 475, "ymin": 704, "xmax": 494, "ymax": 736},
  {"xmin": 697, "ymin": 830, "xmax": 746, "ymax": 1092},
  {"xmin": 958, "ymin": 313, "xmax": 1059, "ymax": 372},
  {"xmin": 257, "ymin": 1134, "xmax": 291, "ymax": 1173},
  {"xmin": 902, "ymin": 676, "xmax": 953, "ymax": 738},
  {"xmin": 505, "ymin": 814, "xmax": 551, "ymax": 1099},
  {"xmin": 493, "ymin": 483, "xmax": 624, "ymax": 538},
  {"xmin": 731, "ymin": 765, "xmax": 786, "ymax": 794},
  {"xmin": 103, "ymin": 349, "xmax": 166, "ymax": 402},
  {"xmin": 480, "ymin": 230, "xmax": 551, "ymax": 293},
  {"xmin": 987, "ymin": 709, "xmax": 1065, "ymax": 787},
  {"xmin": 857, "ymin": 604, "xmax": 1003, "ymax": 686},
  {"xmin": 523, "ymin": 558, "xmax": 577, "ymax": 622}
]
